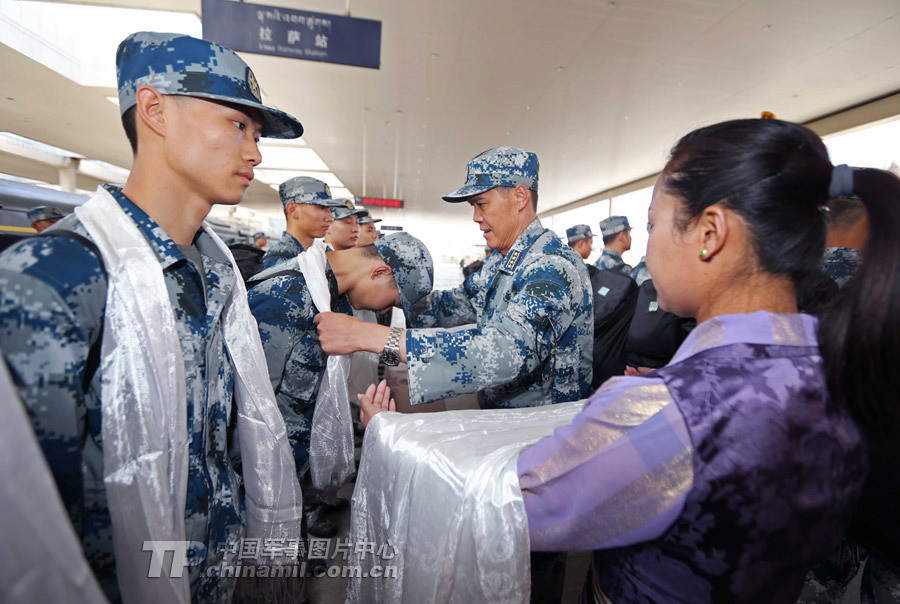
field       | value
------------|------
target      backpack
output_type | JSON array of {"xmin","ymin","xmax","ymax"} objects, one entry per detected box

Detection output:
[
  {"xmin": 227, "ymin": 242, "xmax": 267, "ymax": 286},
  {"xmin": 587, "ymin": 265, "xmax": 639, "ymax": 389},
  {"xmin": 625, "ymin": 279, "xmax": 695, "ymax": 370}
]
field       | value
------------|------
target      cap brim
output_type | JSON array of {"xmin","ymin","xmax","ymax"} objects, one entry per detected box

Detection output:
[
  {"xmin": 168, "ymin": 91, "xmax": 303, "ymax": 139},
  {"xmin": 441, "ymin": 183, "xmax": 495, "ymax": 202}
]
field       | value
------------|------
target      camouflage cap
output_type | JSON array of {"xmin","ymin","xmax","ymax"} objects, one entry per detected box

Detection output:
[
  {"xmin": 566, "ymin": 224, "xmax": 594, "ymax": 243},
  {"xmin": 251, "ymin": 232, "xmax": 266, "ymax": 240},
  {"xmin": 116, "ymin": 32, "xmax": 303, "ymax": 139},
  {"xmin": 279, "ymin": 176, "xmax": 340, "ymax": 208},
  {"xmin": 27, "ymin": 206, "xmax": 64, "ymax": 223},
  {"xmin": 373, "ymin": 232, "xmax": 434, "ymax": 317},
  {"xmin": 330, "ymin": 199, "xmax": 368, "ymax": 221},
  {"xmin": 358, "ymin": 211, "xmax": 382, "ymax": 225},
  {"xmin": 599, "ymin": 216, "xmax": 631, "ymax": 237},
  {"xmin": 442, "ymin": 146, "xmax": 539, "ymax": 202}
]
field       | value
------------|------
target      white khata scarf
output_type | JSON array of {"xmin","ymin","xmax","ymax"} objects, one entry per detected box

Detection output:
[
  {"xmin": 294, "ymin": 241, "xmax": 355, "ymax": 503},
  {"xmin": 76, "ymin": 187, "xmax": 303, "ymax": 604}
]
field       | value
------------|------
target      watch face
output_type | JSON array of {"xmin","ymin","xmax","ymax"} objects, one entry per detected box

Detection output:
[{"xmin": 381, "ymin": 349, "xmax": 401, "ymax": 366}]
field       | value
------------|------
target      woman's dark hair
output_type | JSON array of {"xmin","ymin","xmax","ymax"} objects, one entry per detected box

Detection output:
[
  {"xmin": 663, "ymin": 118, "xmax": 831, "ymax": 285},
  {"xmin": 819, "ymin": 167, "xmax": 900, "ymax": 449},
  {"xmin": 664, "ymin": 118, "xmax": 900, "ymax": 448}
]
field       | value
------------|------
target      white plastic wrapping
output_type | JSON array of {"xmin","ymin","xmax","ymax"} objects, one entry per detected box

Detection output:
[{"xmin": 347, "ymin": 401, "xmax": 583, "ymax": 603}]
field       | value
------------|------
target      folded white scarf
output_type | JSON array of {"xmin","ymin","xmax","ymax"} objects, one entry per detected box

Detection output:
[
  {"xmin": 295, "ymin": 242, "xmax": 355, "ymax": 503},
  {"xmin": 76, "ymin": 187, "xmax": 303, "ymax": 603}
]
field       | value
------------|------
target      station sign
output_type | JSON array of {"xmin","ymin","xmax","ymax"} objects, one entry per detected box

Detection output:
[{"xmin": 202, "ymin": 0, "xmax": 381, "ymax": 69}]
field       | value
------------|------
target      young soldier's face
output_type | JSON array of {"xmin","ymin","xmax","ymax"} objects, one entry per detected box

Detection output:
[
  {"xmin": 326, "ymin": 215, "xmax": 360, "ymax": 250},
  {"xmin": 348, "ymin": 269, "xmax": 400, "ymax": 312},
  {"xmin": 357, "ymin": 223, "xmax": 378, "ymax": 247},
  {"xmin": 292, "ymin": 203, "xmax": 333, "ymax": 239},
  {"xmin": 166, "ymin": 97, "xmax": 263, "ymax": 206}
]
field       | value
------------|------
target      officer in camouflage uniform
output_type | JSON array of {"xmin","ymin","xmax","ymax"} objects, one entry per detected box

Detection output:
[
  {"xmin": 0, "ymin": 32, "xmax": 304, "ymax": 603},
  {"xmin": 26, "ymin": 205, "xmax": 64, "ymax": 233},
  {"xmin": 263, "ymin": 176, "xmax": 342, "ymax": 269},
  {"xmin": 315, "ymin": 146, "xmax": 593, "ymax": 410},
  {"xmin": 248, "ymin": 232, "xmax": 432, "ymax": 535},
  {"xmin": 594, "ymin": 215, "xmax": 634, "ymax": 275}
]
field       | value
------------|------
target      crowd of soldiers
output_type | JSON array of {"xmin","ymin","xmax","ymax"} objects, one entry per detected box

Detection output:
[{"xmin": 0, "ymin": 28, "xmax": 896, "ymax": 604}]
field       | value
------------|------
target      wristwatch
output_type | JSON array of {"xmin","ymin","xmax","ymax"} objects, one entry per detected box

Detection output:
[{"xmin": 380, "ymin": 327, "xmax": 403, "ymax": 366}]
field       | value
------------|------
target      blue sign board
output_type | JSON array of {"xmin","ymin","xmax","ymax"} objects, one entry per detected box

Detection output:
[{"xmin": 202, "ymin": 0, "xmax": 381, "ymax": 69}]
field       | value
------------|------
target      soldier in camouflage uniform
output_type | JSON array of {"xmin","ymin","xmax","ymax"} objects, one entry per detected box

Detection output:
[
  {"xmin": 315, "ymin": 146, "xmax": 593, "ymax": 410},
  {"xmin": 0, "ymin": 32, "xmax": 304, "ymax": 603},
  {"xmin": 630, "ymin": 256, "xmax": 651, "ymax": 286},
  {"xmin": 248, "ymin": 232, "xmax": 432, "ymax": 534},
  {"xmin": 263, "ymin": 176, "xmax": 342, "ymax": 269},
  {"xmin": 324, "ymin": 199, "xmax": 367, "ymax": 250},
  {"xmin": 26, "ymin": 205, "xmax": 64, "ymax": 233},
  {"xmin": 594, "ymin": 215, "xmax": 634, "ymax": 275},
  {"xmin": 357, "ymin": 210, "xmax": 382, "ymax": 247}
]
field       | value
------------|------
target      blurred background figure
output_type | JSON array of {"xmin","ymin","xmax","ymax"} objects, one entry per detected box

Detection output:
[
  {"xmin": 251, "ymin": 231, "xmax": 267, "ymax": 250},
  {"xmin": 567, "ymin": 223, "xmax": 638, "ymax": 388},
  {"xmin": 357, "ymin": 210, "xmax": 382, "ymax": 247},
  {"xmin": 27, "ymin": 205, "xmax": 63, "ymax": 233}
]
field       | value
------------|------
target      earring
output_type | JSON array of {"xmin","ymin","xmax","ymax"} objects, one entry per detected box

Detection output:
[{"xmin": 699, "ymin": 249, "xmax": 709, "ymax": 259}]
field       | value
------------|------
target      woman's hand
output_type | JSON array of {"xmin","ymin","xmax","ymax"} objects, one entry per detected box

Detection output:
[{"xmin": 358, "ymin": 379, "xmax": 395, "ymax": 428}]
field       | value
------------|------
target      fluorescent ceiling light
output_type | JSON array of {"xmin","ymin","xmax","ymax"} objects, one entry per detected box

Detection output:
[
  {"xmin": 258, "ymin": 170, "xmax": 344, "ymax": 188},
  {"xmin": 0, "ymin": 1, "xmax": 201, "ymax": 88},
  {"xmin": 257, "ymin": 145, "xmax": 329, "ymax": 171},
  {"xmin": 330, "ymin": 188, "xmax": 353, "ymax": 199}
]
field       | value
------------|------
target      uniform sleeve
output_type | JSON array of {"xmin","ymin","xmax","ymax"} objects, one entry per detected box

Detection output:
[
  {"xmin": 247, "ymin": 279, "xmax": 302, "ymax": 391},
  {"xmin": 517, "ymin": 375, "xmax": 694, "ymax": 552},
  {"xmin": 0, "ymin": 237, "xmax": 106, "ymax": 534},
  {"xmin": 405, "ymin": 257, "xmax": 577, "ymax": 405},
  {"xmin": 409, "ymin": 281, "xmax": 478, "ymax": 328}
]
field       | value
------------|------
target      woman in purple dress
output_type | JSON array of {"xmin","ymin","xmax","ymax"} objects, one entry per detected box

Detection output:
[{"xmin": 362, "ymin": 118, "xmax": 900, "ymax": 602}]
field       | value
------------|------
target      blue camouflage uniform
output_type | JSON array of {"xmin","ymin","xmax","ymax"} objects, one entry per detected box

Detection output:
[
  {"xmin": 595, "ymin": 247, "xmax": 632, "ymax": 274},
  {"xmin": 594, "ymin": 215, "xmax": 633, "ymax": 275},
  {"xmin": 264, "ymin": 231, "xmax": 306, "ymax": 269},
  {"xmin": 0, "ymin": 187, "xmax": 244, "ymax": 602},
  {"xmin": 249, "ymin": 233, "xmax": 433, "ymax": 476},
  {"xmin": 0, "ymin": 31, "xmax": 305, "ymax": 603},
  {"xmin": 262, "ymin": 176, "xmax": 339, "ymax": 269},
  {"xmin": 407, "ymin": 147, "xmax": 593, "ymax": 409},
  {"xmin": 630, "ymin": 256, "xmax": 651, "ymax": 286},
  {"xmin": 822, "ymin": 246, "xmax": 862, "ymax": 288},
  {"xmin": 248, "ymin": 263, "xmax": 353, "ymax": 475}
]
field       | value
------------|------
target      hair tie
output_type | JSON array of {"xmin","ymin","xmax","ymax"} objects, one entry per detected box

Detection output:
[{"xmin": 828, "ymin": 164, "xmax": 855, "ymax": 198}]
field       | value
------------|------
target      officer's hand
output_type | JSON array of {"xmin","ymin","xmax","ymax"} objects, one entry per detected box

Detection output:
[
  {"xmin": 314, "ymin": 312, "xmax": 368, "ymax": 354},
  {"xmin": 358, "ymin": 379, "xmax": 395, "ymax": 428}
]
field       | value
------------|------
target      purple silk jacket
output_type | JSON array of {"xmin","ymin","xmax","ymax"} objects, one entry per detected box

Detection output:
[{"xmin": 519, "ymin": 311, "xmax": 866, "ymax": 603}]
